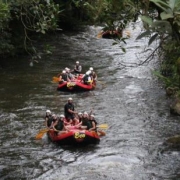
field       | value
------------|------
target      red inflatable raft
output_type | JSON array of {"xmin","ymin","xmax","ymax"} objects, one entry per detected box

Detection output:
[
  {"xmin": 47, "ymin": 128, "xmax": 100, "ymax": 145},
  {"xmin": 57, "ymin": 74, "xmax": 96, "ymax": 91},
  {"xmin": 98, "ymin": 30, "xmax": 122, "ymax": 39}
]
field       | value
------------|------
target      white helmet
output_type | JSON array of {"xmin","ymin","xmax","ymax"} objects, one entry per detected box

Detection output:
[
  {"xmin": 60, "ymin": 114, "xmax": 65, "ymax": 118},
  {"xmin": 76, "ymin": 61, "xmax": 79, "ymax": 64},
  {"xmin": 65, "ymin": 67, "xmax": 69, "ymax": 71},
  {"xmin": 89, "ymin": 67, "xmax": 93, "ymax": 71},
  {"xmin": 52, "ymin": 114, "xmax": 57, "ymax": 118},
  {"xmin": 62, "ymin": 70, "xmax": 66, "ymax": 73},
  {"xmin": 83, "ymin": 112, "xmax": 88, "ymax": 115},
  {"xmin": 68, "ymin": 97, "xmax": 73, "ymax": 101},
  {"xmin": 46, "ymin": 110, "xmax": 51, "ymax": 114},
  {"xmin": 78, "ymin": 112, "xmax": 82, "ymax": 115},
  {"xmin": 90, "ymin": 114, "xmax": 95, "ymax": 118}
]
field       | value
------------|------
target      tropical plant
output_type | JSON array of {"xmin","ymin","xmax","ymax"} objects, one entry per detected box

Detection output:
[
  {"xmin": 0, "ymin": 0, "xmax": 61, "ymax": 59},
  {"xmin": 0, "ymin": 2, "xmax": 13, "ymax": 55}
]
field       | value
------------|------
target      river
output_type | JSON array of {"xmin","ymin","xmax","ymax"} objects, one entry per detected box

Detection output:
[{"xmin": 0, "ymin": 21, "xmax": 180, "ymax": 180}]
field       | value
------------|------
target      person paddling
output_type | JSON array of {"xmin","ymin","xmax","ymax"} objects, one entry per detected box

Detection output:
[
  {"xmin": 53, "ymin": 114, "xmax": 69, "ymax": 134},
  {"xmin": 88, "ymin": 114, "xmax": 98, "ymax": 132},
  {"xmin": 58, "ymin": 70, "xmax": 70, "ymax": 84},
  {"xmin": 82, "ymin": 71, "xmax": 92, "ymax": 85},
  {"xmin": 45, "ymin": 110, "xmax": 53, "ymax": 128},
  {"xmin": 89, "ymin": 67, "xmax": 97, "ymax": 83}
]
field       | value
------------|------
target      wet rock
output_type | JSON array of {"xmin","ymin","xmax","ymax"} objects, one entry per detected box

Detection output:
[
  {"xmin": 170, "ymin": 98, "xmax": 180, "ymax": 115},
  {"xmin": 166, "ymin": 87, "xmax": 178, "ymax": 96},
  {"xmin": 166, "ymin": 135, "xmax": 180, "ymax": 144}
]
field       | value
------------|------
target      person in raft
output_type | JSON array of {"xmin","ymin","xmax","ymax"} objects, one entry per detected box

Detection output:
[
  {"xmin": 53, "ymin": 114, "xmax": 69, "ymax": 134},
  {"xmin": 45, "ymin": 110, "xmax": 54, "ymax": 128},
  {"xmin": 89, "ymin": 67, "xmax": 97, "ymax": 83},
  {"xmin": 82, "ymin": 71, "xmax": 92, "ymax": 85},
  {"xmin": 64, "ymin": 97, "xmax": 79, "ymax": 125},
  {"xmin": 58, "ymin": 70, "xmax": 70, "ymax": 84},
  {"xmin": 88, "ymin": 114, "xmax": 98, "ymax": 132},
  {"xmin": 65, "ymin": 67, "xmax": 74, "ymax": 81},
  {"xmin": 79, "ymin": 111, "xmax": 91, "ymax": 130},
  {"xmin": 73, "ymin": 61, "xmax": 82, "ymax": 74}
]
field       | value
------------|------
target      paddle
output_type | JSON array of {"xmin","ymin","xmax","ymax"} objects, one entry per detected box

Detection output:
[
  {"xmin": 97, "ymin": 80, "xmax": 106, "ymax": 85},
  {"xmin": 97, "ymin": 31, "xmax": 103, "ymax": 38},
  {"xmin": 97, "ymin": 130, "xmax": 106, "ymax": 136},
  {"xmin": 96, "ymin": 124, "xmax": 108, "ymax": 136},
  {"xmin": 35, "ymin": 128, "xmax": 49, "ymax": 140},
  {"xmin": 96, "ymin": 124, "xmax": 108, "ymax": 129},
  {"xmin": 52, "ymin": 76, "xmax": 59, "ymax": 83}
]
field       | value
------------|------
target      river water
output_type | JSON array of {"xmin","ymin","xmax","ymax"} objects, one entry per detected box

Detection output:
[{"xmin": 1, "ymin": 21, "xmax": 180, "ymax": 180}]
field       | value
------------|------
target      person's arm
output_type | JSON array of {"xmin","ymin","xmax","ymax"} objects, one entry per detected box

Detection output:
[
  {"xmin": 52, "ymin": 121, "xmax": 58, "ymax": 131},
  {"xmin": 45, "ymin": 117, "xmax": 48, "ymax": 128},
  {"xmin": 79, "ymin": 65, "xmax": 82, "ymax": 72},
  {"xmin": 94, "ymin": 72, "xmax": 97, "ymax": 80},
  {"xmin": 75, "ymin": 121, "xmax": 82, "ymax": 128},
  {"xmin": 59, "ymin": 75, "xmax": 62, "ymax": 82},
  {"xmin": 89, "ymin": 121, "xmax": 96, "ymax": 131},
  {"xmin": 89, "ymin": 108, "xmax": 93, "ymax": 116},
  {"xmin": 63, "ymin": 124, "xmax": 70, "ymax": 131},
  {"xmin": 67, "ymin": 108, "xmax": 77, "ymax": 114}
]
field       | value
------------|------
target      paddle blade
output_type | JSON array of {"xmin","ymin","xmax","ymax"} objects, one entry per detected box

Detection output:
[
  {"xmin": 35, "ymin": 129, "xmax": 49, "ymax": 140},
  {"xmin": 97, "ymin": 124, "xmax": 108, "ymax": 129},
  {"xmin": 53, "ymin": 77, "xmax": 59, "ymax": 83},
  {"xmin": 97, "ymin": 32, "xmax": 102, "ymax": 38},
  {"xmin": 98, "ymin": 130, "xmax": 106, "ymax": 136}
]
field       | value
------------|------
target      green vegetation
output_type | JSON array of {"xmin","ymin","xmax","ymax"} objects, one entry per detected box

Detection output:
[{"xmin": 136, "ymin": 0, "xmax": 180, "ymax": 95}]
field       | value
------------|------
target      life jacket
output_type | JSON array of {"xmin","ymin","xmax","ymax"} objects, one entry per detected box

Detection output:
[
  {"xmin": 64, "ymin": 103, "xmax": 74, "ymax": 117},
  {"xmin": 78, "ymin": 117, "xmax": 83, "ymax": 123},
  {"xmin": 74, "ymin": 65, "xmax": 82, "ymax": 73},
  {"xmin": 89, "ymin": 119, "xmax": 97, "ymax": 131},
  {"xmin": 82, "ymin": 118, "xmax": 91, "ymax": 130},
  {"xmin": 83, "ymin": 75, "xmax": 91, "ymax": 84},
  {"xmin": 83, "ymin": 74, "xmax": 88, "ymax": 82},
  {"xmin": 54, "ymin": 120, "xmax": 64, "ymax": 131},
  {"xmin": 46, "ymin": 116, "xmax": 54, "ymax": 127},
  {"xmin": 61, "ymin": 74, "xmax": 68, "ymax": 81}
]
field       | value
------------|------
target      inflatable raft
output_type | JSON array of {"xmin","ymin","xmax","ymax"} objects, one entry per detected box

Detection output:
[{"xmin": 47, "ymin": 128, "xmax": 100, "ymax": 145}]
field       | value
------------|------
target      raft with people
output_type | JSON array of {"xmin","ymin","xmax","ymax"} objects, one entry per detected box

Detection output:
[
  {"xmin": 57, "ymin": 77, "xmax": 96, "ymax": 91},
  {"xmin": 54, "ymin": 66, "xmax": 97, "ymax": 92},
  {"xmin": 35, "ymin": 101, "xmax": 107, "ymax": 146}
]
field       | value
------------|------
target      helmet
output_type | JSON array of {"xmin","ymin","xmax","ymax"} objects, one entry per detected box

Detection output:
[
  {"xmin": 65, "ymin": 67, "xmax": 69, "ymax": 71},
  {"xmin": 90, "ymin": 114, "xmax": 95, "ymax": 118},
  {"xmin": 83, "ymin": 112, "xmax": 88, "ymax": 115},
  {"xmin": 52, "ymin": 114, "xmax": 57, "ymax": 118},
  {"xmin": 78, "ymin": 112, "xmax": 82, "ymax": 115},
  {"xmin": 46, "ymin": 110, "xmax": 51, "ymax": 114},
  {"xmin": 62, "ymin": 70, "xmax": 66, "ymax": 73},
  {"xmin": 60, "ymin": 114, "xmax": 65, "ymax": 118},
  {"xmin": 76, "ymin": 61, "xmax": 79, "ymax": 64},
  {"xmin": 89, "ymin": 67, "xmax": 93, "ymax": 71},
  {"xmin": 68, "ymin": 97, "xmax": 73, "ymax": 101}
]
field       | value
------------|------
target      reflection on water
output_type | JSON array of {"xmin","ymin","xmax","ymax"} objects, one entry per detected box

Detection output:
[{"xmin": 0, "ymin": 24, "xmax": 180, "ymax": 180}]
